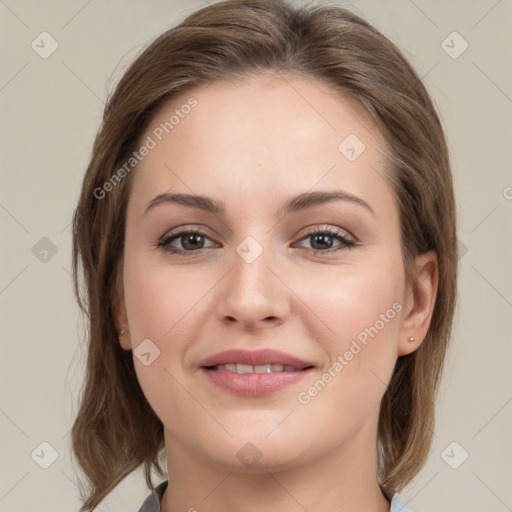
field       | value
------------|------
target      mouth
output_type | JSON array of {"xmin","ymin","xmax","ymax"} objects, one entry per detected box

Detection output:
[
  {"xmin": 199, "ymin": 349, "xmax": 315, "ymax": 396},
  {"xmin": 204, "ymin": 363, "xmax": 310, "ymax": 373},
  {"xmin": 199, "ymin": 348, "xmax": 314, "ymax": 369}
]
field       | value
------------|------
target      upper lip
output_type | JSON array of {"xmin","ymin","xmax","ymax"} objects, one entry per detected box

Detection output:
[{"xmin": 199, "ymin": 349, "xmax": 314, "ymax": 369}]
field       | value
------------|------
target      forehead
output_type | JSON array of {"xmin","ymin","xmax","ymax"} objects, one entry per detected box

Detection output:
[{"xmin": 128, "ymin": 74, "xmax": 393, "ymax": 219}]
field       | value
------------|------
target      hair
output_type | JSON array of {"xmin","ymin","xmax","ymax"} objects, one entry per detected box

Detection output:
[{"xmin": 71, "ymin": 0, "xmax": 458, "ymax": 510}]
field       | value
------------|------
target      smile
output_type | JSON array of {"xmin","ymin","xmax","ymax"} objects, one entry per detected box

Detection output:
[{"xmin": 208, "ymin": 363, "xmax": 303, "ymax": 373}]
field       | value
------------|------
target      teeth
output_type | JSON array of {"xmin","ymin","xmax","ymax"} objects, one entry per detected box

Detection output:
[
  {"xmin": 212, "ymin": 363, "xmax": 301, "ymax": 373},
  {"xmin": 236, "ymin": 364, "xmax": 253, "ymax": 373}
]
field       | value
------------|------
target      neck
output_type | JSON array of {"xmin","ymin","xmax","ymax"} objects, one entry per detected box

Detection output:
[{"xmin": 160, "ymin": 413, "xmax": 390, "ymax": 512}]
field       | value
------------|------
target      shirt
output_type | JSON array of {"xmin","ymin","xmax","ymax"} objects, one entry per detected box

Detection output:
[{"xmin": 136, "ymin": 480, "xmax": 412, "ymax": 512}]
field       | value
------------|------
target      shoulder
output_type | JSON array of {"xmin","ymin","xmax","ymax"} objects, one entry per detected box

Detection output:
[
  {"xmin": 389, "ymin": 492, "xmax": 413, "ymax": 512},
  {"xmin": 136, "ymin": 480, "xmax": 168, "ymax": 512}
]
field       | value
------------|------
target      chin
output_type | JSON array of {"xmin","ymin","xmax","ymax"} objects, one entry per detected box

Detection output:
[
  {"xmin": 208, "ymin": 444, "xmax": 306, "ymax": 474},
  {"xmin": 192, "ymin": 427, "xmax": 312, "ymax": 474}
]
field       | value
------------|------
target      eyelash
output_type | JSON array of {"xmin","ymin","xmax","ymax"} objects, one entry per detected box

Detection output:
[{"xmin": 155, "ymin": 226, "xmax": 357, "ymax": 256}]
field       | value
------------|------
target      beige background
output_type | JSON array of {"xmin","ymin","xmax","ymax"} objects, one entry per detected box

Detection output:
[{"xmin": 1, "ymin": 0, "xmax": 511, "ymax": 511}]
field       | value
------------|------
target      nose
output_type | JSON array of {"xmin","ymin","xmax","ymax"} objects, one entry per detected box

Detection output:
[{"xmin": 216, "ymin": 241, "xmax": 291, "ymax": 331}]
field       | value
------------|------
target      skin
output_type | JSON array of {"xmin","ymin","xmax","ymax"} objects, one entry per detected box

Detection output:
[{"xmin": 116, "ymin": 73, "xmax": 438, "ymax": 512}]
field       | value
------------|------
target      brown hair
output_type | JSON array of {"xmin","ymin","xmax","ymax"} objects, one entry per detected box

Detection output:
[{"xmin": 71, "ymin": 0, "xmax": 458, "ymax": 510}]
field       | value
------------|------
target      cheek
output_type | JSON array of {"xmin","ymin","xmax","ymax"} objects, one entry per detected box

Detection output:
[
  {"xmin": 123, "ymin": 254, "xmax": 214, "ymax": 343},
  {"xmin": 292, "ymin": 256, "xmax": 404, "ymax": 409},
  {"xmin": 122, "ymin": 258, "xmax": 212, "ymax": 425},
  {"xmin": 122, "ymin": 255, "xmax": 217, "ymax": 418},
  {"xmin": 296, "ymin": 254, "xmax": 404, "ymax": 349}
]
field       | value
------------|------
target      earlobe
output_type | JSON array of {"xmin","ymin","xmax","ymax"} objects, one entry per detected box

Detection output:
[
  {"xmin": 118, "ymin": 326, "xmax": 132, "ymax": 351},
  {"xmin": 116, "ymin": 305, "xmax": 132, "ymax": 351},
  {"xmin": 113, "ymin": 278, "xmax": 132, "ymax": 351},
  {"xmin": 115, "ymin": 299, "xmax": 132, "ymax": 351},
  {"xmin": 398, "ymin": 250, "xmax": 439, "ymax": 356}
]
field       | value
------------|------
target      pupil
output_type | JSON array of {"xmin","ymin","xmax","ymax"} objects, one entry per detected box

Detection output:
[
  {"xmin": 312, "ymin": 234, "xmax": 332, "ymax": 250},
  {"xmin": 183, "ymin": 234, "xmax": 203, "ymax": 250}
]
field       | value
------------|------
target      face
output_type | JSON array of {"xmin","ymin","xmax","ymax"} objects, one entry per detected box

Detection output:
[{"xmin": 117, "ymin": 74, "xmax": 433, "ymax": 472}]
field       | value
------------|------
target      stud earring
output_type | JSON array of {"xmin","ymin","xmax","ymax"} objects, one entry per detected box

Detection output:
[
  {"xmin": 120, "ymin": 330, "xmax": 127, "ymax": 335},
  {"xmin": 408, "ymin": 337, "xmax": 415, "ymax": 343}
]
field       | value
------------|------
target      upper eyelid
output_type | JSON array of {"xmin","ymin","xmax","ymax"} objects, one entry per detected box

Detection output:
[
  {"xmin": 303, "ymin": 225, "xmax": 354, "ymax": 239},
  {"xmin": 161, "ymin": 225, "xmax": 353, "ymax": 241},
  {"xmin": 161, "ymin": 225, "xmax": 214, "ymax": 242}
]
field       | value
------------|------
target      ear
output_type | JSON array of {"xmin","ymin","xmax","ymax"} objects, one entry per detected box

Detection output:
[
  {"xmin": 115, "ymin": 300, "xmax": 132, "ymax": 351},
  {"xmin": 113, "ymin": 267, "xmax": 132, "ymax": 351},
  {"xmin": 398, "ymin": 250, "xmax": 439, "ymax": 356}
]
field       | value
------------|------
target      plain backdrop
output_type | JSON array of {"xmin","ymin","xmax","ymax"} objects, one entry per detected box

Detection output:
[{"xmin": 0, "ymin": 1, "xmax": 511, "ymax": 511}]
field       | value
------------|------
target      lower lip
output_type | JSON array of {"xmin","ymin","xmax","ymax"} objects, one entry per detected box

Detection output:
[{"xmin": 200, "ymin": 368, "xmax": 314, "ymax": 397}]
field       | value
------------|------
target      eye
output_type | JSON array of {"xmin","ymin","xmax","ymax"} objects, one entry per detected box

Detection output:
[
  {"xmin": 294, "ymin": 226, "xmax": 356, "ymax": 254},
  {"xmin": 155, "ymin": 225, "xmax": 356, "ymax": 256},
  {"xmin": 156, "ymin": 228, "xmax": 217, "ymax": 254}
]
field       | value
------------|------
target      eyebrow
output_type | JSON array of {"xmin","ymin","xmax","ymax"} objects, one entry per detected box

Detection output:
[{"xmin": 144, "ymin": 190, "xmax": 374, "ymax": 217}]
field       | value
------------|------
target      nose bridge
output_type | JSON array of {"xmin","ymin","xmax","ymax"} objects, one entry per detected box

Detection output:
[{"xmin": 217, "ymin": 233, "xmax": 289, "ymax": 328}]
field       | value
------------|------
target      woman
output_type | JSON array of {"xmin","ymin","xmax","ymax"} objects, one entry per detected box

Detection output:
[{"xmin": 71, "ymin": 1, "xmax": 458, "ymax": 511}]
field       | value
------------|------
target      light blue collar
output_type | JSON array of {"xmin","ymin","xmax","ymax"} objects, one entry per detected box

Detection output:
[{"xmin": 389, "ymin": 492, "xmax": 412, "ymax": 512}]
